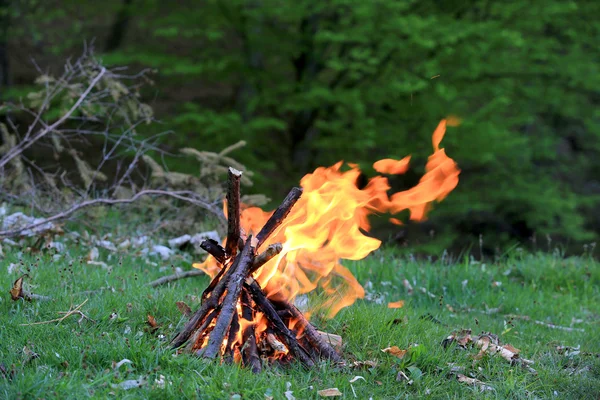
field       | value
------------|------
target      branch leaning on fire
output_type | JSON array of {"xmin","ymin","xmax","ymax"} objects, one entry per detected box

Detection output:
[{"xmin": 0, "ymin": 48, "xmax": 269, "ymax": 241}]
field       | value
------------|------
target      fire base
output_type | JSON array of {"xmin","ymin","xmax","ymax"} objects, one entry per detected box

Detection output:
[{"xmin": 170, "ymin": 168, "xmax": 342, "ymax": 372}]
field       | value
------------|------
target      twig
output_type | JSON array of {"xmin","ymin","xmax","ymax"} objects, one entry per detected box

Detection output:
[
  {"xmin": 255, "ymin": 187, "xmax": 302, "ymax": 249},
  {"xmin": 0, "ymin": 189, "xmax": 223, "ymax": 238},
  {"xmin": 148, "ymin": 269, "xmax": 205, "ymax": 288},
  {"xmin": 225, "ymin": 167, "xmax": 242, "ymax": 257},
  {"xmin": 202, "ymin": 238, "xmax": 255, "ymax": 359},
  {"xmin": 249, "ymin": 243, "xmax": 283, "ymax": 275},
  {"xmin": 0, "ymin": 68, "xmax": 107, "ymax": 170},
  {"xmin": 506, "ymin": 314, "xmax": 585, "ymax": 333},
  {"xmin": 20, "ymin": 299, "xmax": 94, "ymax": 326}
]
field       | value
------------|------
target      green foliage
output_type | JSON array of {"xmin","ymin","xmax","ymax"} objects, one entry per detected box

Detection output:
[{"xmin": 3, "ymin": 0, "xmax": 600, "ymax": 249}]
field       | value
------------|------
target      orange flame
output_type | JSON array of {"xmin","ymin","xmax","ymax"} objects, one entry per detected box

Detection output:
[{"xmin": 194, "ymin": 119, "xmax": 460, "ymax": 317}]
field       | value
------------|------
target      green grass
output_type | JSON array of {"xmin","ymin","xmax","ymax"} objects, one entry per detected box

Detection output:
[{"xmin": 1, "ymin": 246, "xmax": 598, "ymax": 399}]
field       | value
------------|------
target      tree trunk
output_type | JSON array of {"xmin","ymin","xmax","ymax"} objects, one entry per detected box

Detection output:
[
  {"xmin": 0, "ymin": 0, "xmax": 10, "ymax": 90},
  {"xmin": 104, "ymin": 0, "xmax": 133, "ymax": 52}
]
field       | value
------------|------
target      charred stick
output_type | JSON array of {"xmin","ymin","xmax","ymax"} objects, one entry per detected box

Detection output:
[
  {"xmin": 255, "ymin": 187, "xmax": 302, "ymax": 249},
  {"xmin": 249, "ymin": 243, "xmax": 283, "ymax": 275},
  {"xmin": 171, "ymin": 253, "xmax": 238, "ymax": 348},
  {"xmin": 224, "ymin": 312, "xmax": 240, "ymax": 364},
  {"xmin": 273, "ymin": 300, "xmax": 343, "ymax": 363},
  {"xmin": 225, "ymin": 167, "xmax": 242, "ymax": 258},
  {"xmin": 202, "ymin": 238, "xmax": 255, "ymax": 359},
  {"xmin": 240, "ymin": 291, "xmax": 261, "ymax": 373},
  {"xmin": 186, "ymin": 308, "xmax": 219, "ymax": 352},
  {"xmin": 241, "ymin": 324, "xmax": 262, "ymax": 373},
  {"xmin": 200, "ymin": 239, "xmax": 226, "ymax": 264},
  {"xmin": 199, "ymin": 238, "xmax": 228, "ymax": 302},
  {"xmin": 245, "ymin": 279, "xmax": 315, "ymax": 367},
  {"xmin": 266, "ymin": 328, "xmax": 287, "ymax": 353},
  {"xmin": 202, "ymin": 242, "xmax": 281, "ymax": 301}
]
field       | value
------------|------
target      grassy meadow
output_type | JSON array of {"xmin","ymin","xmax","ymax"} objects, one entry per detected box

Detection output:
[{"xmin": 1, "ymin": 243, "xmax": 598, "ymax": 399}]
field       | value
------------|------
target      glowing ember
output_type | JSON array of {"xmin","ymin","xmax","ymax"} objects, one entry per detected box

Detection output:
[{"xmin": 195, "ymin": 119, "xmax": 460, "ymax": 317}]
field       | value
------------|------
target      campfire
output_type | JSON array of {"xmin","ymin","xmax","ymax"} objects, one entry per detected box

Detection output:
[{"xmin": 171, "ymin": 119, "xmax": 460, "ymax": 371}]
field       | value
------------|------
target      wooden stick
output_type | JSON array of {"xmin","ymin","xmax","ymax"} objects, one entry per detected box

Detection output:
[
  {"xmin": 148, "ymin": 269, "xmax": 204, "ymax": 288},
  {"xmin": 186, "ymin": 308, "xmax": 219, "ymax": 352},
  {"xmin": 272, "ymin": 299, "xmax": 343, "ymax": 363},
  {"xmin": 200, "ymin": 241, "xmax": 280, "ymax": 301},
  {"xmin": 255, "ymin": 187, "xmax": 302, "ymax": 249},
  {"xmin": 171, "ymin": 254, "xmax": 239, "ymax": 348},
  {"xmin": 199, "ymin": 239, "xmax": 228, "ymax": 301},
  {"xmin": 224, "ymin": 312, "xmax": 240, "ymax": 364},
  {"xmin": 241, "ymin": 326, "xmax": 261, "ymax": 373},
  {"xmin": 202, "ymin": 238, "xmax": 255, "ymax": 359},
  {"xmin": 225, "ymin": 167, "xmax": 242, "ymax": 258},
  {"xmin": 240, "ymin": 290, "xmax": 261, "ymax": 373},
  {"xmin": 249, "ymin": 243, "xmax": 283, "ymax": 275},
  {"xmin": 246, "ymin": 279, "xmax": 315, "ymax": 367},
  {"xmin": 200, "ymin": 239, "xmax": 227, "ymax": 264}
]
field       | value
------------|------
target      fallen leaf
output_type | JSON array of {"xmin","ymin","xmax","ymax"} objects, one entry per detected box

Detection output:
[
  {"xmin": 284, "ymin": 392, "xmax": 295, "ymax": 400},
  {"xmin": 388, "ymin": 300, "xmax": 405, "ymax": 309},
  {"xmin": 351, "ymin": 360, "xmax": 378, "ymax": 369},
  {"xmin": 113, "ymin": 359, "xmax": 132, "ymax": 369},
  {"xmin": 111, "ymin": 377, "xmax": 147, "ymax": 390},
  {"xmin": 176, "ymin": 301, "xmax": 192, "ymax": 316},
  {"xmin": 396, "ymin": 370, "xmax": 413, "ymax": 385},
  {"xmin": 349, "ymin": 376, "xmax": 365, "ymax": 383},
  {"xmin": 456, "ymin": 374, "xmax": 494, "ymax": 392},
  {"xmin": 87, "ymin": 247, "xmax": 99, "ymax": 262},
  {"xmin": 318, "ymin": 330, "xmax": 343, "ymax": 351},
  {"xmin": 381, "ymin": 346, "xmax": 407, "ymax": 359},
  {"xmin": 146, "ymin": 314, "xmax": 159, "ymax": 331},
  {"xmin": 10, "ymin": 274, "xmax": 27, "ymax": 301},
  {"xmin": 317, "ymin": 388, "xmax": 342, "ymax": 397}
]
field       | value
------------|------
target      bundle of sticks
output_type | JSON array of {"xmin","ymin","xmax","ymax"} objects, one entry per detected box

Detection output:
[{"xmin": 170, "ymin": 168, "xmax": 342, "ymax": 372}]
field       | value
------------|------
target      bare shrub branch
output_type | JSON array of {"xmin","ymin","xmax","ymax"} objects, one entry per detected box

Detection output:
[{"xmin": 0, "ymin": 47, "xmax": 263, "ymax": 239}]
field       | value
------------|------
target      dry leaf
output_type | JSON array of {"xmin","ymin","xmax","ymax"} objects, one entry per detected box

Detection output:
[
  {"xmin": 10, "ymin": 274, "xmax": 26, "ymax": 300},
  {"xmin": 111, "ymin": 377, "xmax": 147, "ymax": 390},
  {"xmin": 388, "ymin": 300, "xmax": 405, "ymax": 309},
  {"xmin": 176, "ymin": 301, "xmax": 192, "ymax": 317},
  {"xmin": 318, "ymin": 330, "xmax": 343, "ymax": 351},
  {"xmin": 351, "ymin": 360, "xmax": 378, "ymax": 369},
  {"xmin": 349, "ymin": 376, "xmax": 365, "ymax": 383},
  {"xmin": 317, "ymin": 388, "xmax": 342, "ymax": 397},
  {"xmin": 146, "ymin": 314, "xmax": 159, "ymax": 332},
  {"xmin": 381, "ymin": 346, "xmax": 407, "ymax": 359},
  {"xmin": 396, "ymin": 370, "xmax": 413, "ymax": 385},
  {"xmin": 87, "ymin": 247, "xmax": 99, "ymax": 262},
  {"xmin": 456, "ymin": 374, "xmax": 494, "ymax": 392},
  {"xmin": 113, "ymin": 359, "xmax": 132, "ymax": 369}
]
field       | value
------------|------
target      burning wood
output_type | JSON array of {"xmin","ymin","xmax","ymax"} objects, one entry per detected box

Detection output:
[
  {"xmin": 172, "ymin": 119, "xmax": 460, "ymax": 370},
  {"xmin": 171, "ymin": 169, "xmax": 341, "ymax": 369}
]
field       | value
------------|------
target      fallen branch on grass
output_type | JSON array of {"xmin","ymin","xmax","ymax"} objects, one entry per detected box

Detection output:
[
  {"xmin": 0, "ymin": 189, "xmax": 224, "ymax": 239},
  {"xmin": 148, "ymin": 269, "xmax": 205, "ymax": 288},
  {"xmin": 20, "ymin": 299, "xmax": 94, "ymax": 326},
  {"xmin": 505, "ymin": 314, "xmax": 585, "ymax": 333}
]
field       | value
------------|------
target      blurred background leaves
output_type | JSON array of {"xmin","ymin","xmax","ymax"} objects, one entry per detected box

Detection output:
[{"xmin": 1, "ymin": 0, "xmax": 598, "ymax": 254}]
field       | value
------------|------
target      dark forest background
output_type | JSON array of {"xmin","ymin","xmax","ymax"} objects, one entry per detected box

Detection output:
[{"xmin": 1, "ymin": 0, "xmax": 599, "ymax": 255}]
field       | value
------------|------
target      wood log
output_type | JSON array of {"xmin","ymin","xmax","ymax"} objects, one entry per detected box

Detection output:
[
  {"xmin": 224, "ymin": 312, "xmax": 239, "ymax": 364},
  {"xmin": 249, "ymin": 243, "xmax": 283, "ymax": 275},
  {"xmin": 200, "ymin": 239, "xmax": 226, "ymax": 264},
  {"xmin": 225, "ymin": 168, "xmax": 243, "ymax": 258},
  {"xmin": 202, "ymin": 238, "xmax": 255, "ymax": 359},
  {"xmin": 240, "ymin": 290, "xmax": 261, "ymax": 373},
  {"xmin": 255, "ymin": 187, "xmax": 302, "ymax": 249},
  {"xmin": 171, "ymin": 251, "xmax": 239, "ymax": 348},
  {"xmin": 272, "ymin": 299, "xmax": 343, "ymax": 363},
  {"xmin": 246, "ymin": 279, "xmax": 315, "ymax": 367}
]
